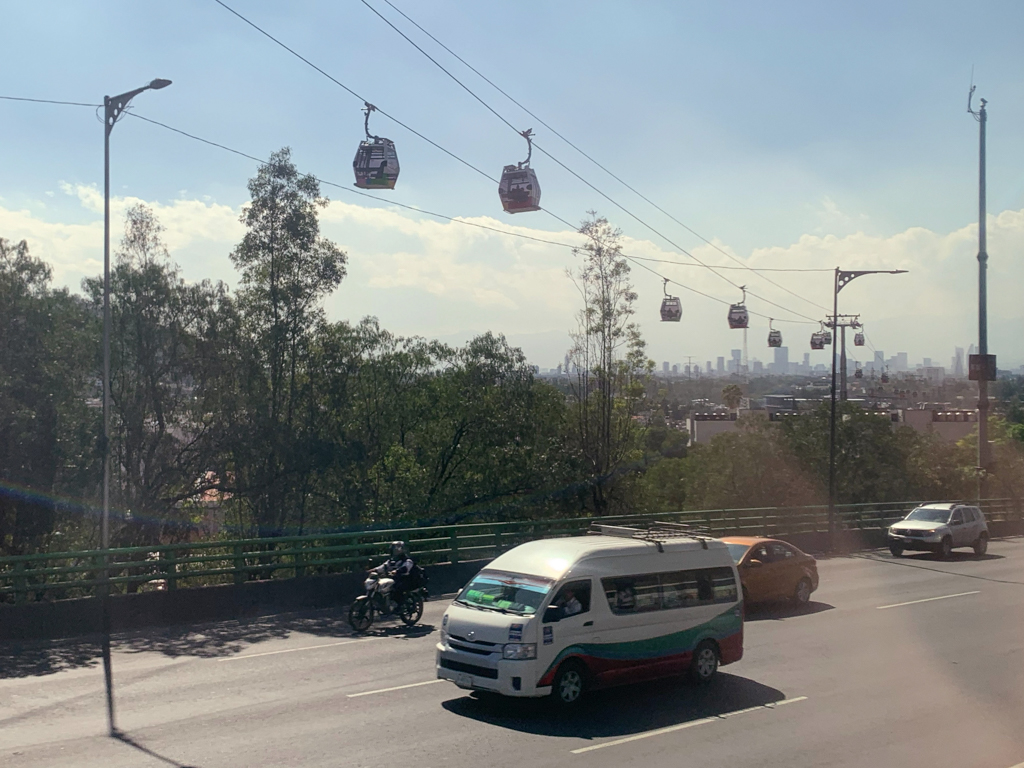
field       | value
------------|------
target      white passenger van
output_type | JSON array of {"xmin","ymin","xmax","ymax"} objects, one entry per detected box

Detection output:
[{"xmin": 435, "ymin": 523, "xmax": 743, "ymax": 706}]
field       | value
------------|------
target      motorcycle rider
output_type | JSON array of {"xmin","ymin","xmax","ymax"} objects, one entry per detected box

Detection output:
[{"xmin": 371, "ymin": 541, "xmax": 415, "ymax": 609}]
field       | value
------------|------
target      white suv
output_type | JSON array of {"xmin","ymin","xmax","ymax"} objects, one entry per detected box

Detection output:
[{"xmin": 888, "ymin": 503, "xmax": 989, "ymax": 559}]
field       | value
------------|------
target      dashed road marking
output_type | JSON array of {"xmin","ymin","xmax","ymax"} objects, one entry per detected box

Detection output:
[
  {"xmin": 570, "ymin": 696, "xmax": 808, "ymax": 754},
  {"xmin": 347, "ymin": 679, "xmax": 445, "ymax": 697},
  {"xmin": 217, "ymin": 639, "xmax": 373, "ymax": 662},
  {"xmin": 876, "ymin": 591, "xmax": 980, "ymax": 610}
]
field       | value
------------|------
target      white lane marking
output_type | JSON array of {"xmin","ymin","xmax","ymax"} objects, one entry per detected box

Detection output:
[
  {"xmin": 570, "ymin": 696, "xmax": 808, "ymax": 754},
  {"xmin": 217, "ymin": 639, "xmax": 373, "ymax": 662},
  {"xmin": 347, "ymin": 679, "xmax": 445, "ymax": 697},
  {"xmin": 876, "ymin": 591, "xmax": 980, "ymax": 610}
]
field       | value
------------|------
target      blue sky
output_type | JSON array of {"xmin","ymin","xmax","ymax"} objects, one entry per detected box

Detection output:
[{"xmin": 2, "ymin": 1, "xmax": 1024, "ymax": 370}]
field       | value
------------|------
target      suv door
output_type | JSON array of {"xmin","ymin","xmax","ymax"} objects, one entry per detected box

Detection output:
[{"xmin": 949, "ymin": 509, "xmax": 969, "ymax": 546}]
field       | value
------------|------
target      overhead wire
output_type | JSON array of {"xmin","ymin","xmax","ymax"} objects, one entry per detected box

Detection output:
[
  {"xmin": 210, "ymin": 0, "xmax": 821, "ymax": 325},
  {"xmin": 0, "ymin": 95, "xmax": 99, "ymax": 107},
  {"xmin": 363, "ymin": 0, "xmax": 832, "ymax": 315}
]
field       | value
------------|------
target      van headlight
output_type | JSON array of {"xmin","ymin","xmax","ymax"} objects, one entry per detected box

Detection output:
[{"xmin": 502, "ymin": 643, "xmax": 537, "ymax": 660}]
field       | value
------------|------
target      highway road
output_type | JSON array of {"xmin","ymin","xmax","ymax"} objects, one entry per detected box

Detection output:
[{"xmin": 2, "ymin": 540, "xmax": 1024, "ymax": 768}]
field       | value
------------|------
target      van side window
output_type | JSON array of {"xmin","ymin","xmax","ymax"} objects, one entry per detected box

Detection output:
[
  {"xmin": 603, "ymin": 567, "xmax": 738, "ymax": 614},
  {"xmin": 545, "ymin": 580, "xmax": 591, "ymax": 622}
]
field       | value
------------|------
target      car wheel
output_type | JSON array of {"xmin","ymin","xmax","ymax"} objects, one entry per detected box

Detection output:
[
  {"xmin": 889, "ymin": 542, "xmax": 904, "ymax": 557},
  {"xmin": 794, "ymin": 577, "xmax": 812, "ymax": 605},
  {"xmin": 937, "ymin": 536, "xmax": 953, "ymax": 559},
  {"xmin": 973, "ymin": 532, "xmax": 989, "ymax": 556},
  {"xmin": 688, "ymin": 640, "xmax": 719, "ymax": 685},
  {"xmin": 550, "ymin": 660, "xmax": 587, "ymax": 708}
]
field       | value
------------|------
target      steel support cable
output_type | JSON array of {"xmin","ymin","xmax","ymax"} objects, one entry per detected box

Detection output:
[
  {"xmin": 0, "ymin": 95, "xmax": 100, "ymax": 107},
  {"xmin": 211, "ymin": 0, "xmax": 496, "ymax": 186},
  {"xmin": 366, "ymin": 0, "xmax": 831, "ymax": 314},
  {"xmin": 126, "ymin": 111, "xmax": 811, "ymax": 324},
  {"xmin": 356, "ymin": 0, "xmax": 823, "ymax": 323}
]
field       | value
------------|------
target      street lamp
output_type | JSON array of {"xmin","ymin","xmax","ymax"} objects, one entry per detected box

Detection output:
[
  {"xmin": 101, "ymin": 78, "xmax": 171, "ymax": 736},
  {"xmin": 827, "ymin": 268, "xmax": 907, "ymax": 551}
]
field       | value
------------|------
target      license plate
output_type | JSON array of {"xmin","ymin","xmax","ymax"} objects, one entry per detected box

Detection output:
[{"xmin": 455, "ymin": 673, "xmax": 473, "ymax": 689}]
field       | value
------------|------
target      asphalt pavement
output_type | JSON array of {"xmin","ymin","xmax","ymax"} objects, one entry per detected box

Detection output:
[{"xmin": 2, "ymin": 540, "xmax": 1024, "ymax": 768}]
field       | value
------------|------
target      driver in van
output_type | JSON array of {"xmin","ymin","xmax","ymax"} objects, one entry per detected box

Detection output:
[{"xmin": 558, "ymin": 587, "xmax": 582, "ymax": 617}]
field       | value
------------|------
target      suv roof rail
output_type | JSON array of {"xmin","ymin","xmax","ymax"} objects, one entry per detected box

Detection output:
[{"xmin": 588, "ymin": 521, "xmax": 713, "ymax": 551}]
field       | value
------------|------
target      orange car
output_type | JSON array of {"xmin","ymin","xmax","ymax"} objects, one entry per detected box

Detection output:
[{"xmin": 720, "ymin": 537, "xmax": 819, "ymax": 605}]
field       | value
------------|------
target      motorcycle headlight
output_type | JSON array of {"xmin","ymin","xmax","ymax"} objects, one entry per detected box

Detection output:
[{"xmin": 502, "ymin": 643, "xmax": 537, "ymax": 660}]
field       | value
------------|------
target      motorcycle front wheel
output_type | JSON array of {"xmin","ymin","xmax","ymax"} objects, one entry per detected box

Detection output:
[
  {"xmin": 398, "ymin": 593, "xmax": 424, "ymax": 626},
  {"xmin": 348, "ymin": 597, "xmax": 374, "ymax": 632}
]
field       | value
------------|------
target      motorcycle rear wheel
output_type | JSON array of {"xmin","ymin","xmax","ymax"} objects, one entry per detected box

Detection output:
[
  {"xmin": 348, "ymin": 597, "xmax": 374, "ymax": 632},
  {"xmin": 398, "ymin": 593, "xmax": 424, "ymax": 626}
]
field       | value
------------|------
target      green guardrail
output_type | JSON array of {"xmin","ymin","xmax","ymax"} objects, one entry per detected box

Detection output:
[{"xmin": 0, "ymin": 499, "xmax": 1018, "ymax": 604}]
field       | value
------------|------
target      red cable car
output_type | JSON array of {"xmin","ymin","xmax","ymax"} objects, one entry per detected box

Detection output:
[
  {"xmin": 499, "ymin": 129, "xmax": 541, "ymax": 213},
  {"xmin": 353, "ymin": 104, "xmax": 399, "ymax": 190},
  {"xmin": 728, "ymin": 286, "xmax": 749, "ymax": 329},
  {"xmin": 767, "ymin": 318, "xmax": 782, "ymax": 347},
  {"xmin": 810, "ymin": 332, "xmax": 825, "ymax": 350},
  {"xmin": 660, "ymin": 278, "xmax": 682, "ymax": 322}
]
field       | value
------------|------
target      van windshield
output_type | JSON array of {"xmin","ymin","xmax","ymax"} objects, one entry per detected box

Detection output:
[{"xmin": 455, "ymin": 570, "xmax": 553, "ymax": 616}]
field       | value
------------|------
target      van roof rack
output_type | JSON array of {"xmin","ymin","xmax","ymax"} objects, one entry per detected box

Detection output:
[{"xmin": 588, "ymin": 521, "xmax": 713, "ymax": 551}]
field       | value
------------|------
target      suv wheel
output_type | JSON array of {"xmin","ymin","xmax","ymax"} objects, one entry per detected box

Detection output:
[
  {"xmin": 973, "ymin": 532, "xmax": 989, "ymax": 556},
  {"xmin": 936, "ymin": 536, "xmax": 953, "ymax": 559},
  {"xmin": 889, "ymin": 542, "xmax": 904, "ymax": 557}
]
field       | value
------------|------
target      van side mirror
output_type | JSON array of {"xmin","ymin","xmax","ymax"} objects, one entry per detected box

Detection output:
[{"xmin": 543, "ymin": 606, "xmax": 562, "ymax": 623}]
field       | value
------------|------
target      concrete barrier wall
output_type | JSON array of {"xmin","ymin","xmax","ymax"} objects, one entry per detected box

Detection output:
[{"xmin": 3, "ymin": 519, "xmax": 1021, "ymax": 642}]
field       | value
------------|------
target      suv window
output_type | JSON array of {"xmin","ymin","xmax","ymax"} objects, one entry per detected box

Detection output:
[{"xmin": 950, "ymin": 510, "xmax": 964, "ymax": 525}]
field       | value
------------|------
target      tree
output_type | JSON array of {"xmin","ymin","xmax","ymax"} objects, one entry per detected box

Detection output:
[
  {"xmin": 721, "ymin": 384, "xmax": 743, "ymax": 411},
  {"xmin": 82, "ymin": 205, "xmax": 229, "ymax": 549},
  {"xmin": 0, "ymin": 238, "xmax": 98, "ymax": 556},
  {"xmin": 565, "ymin": 214, "xmax": 652, "ymax": 514},
  {"xmin": 222, "ymin": 147, "xmax": 347, "ymax": 536}
]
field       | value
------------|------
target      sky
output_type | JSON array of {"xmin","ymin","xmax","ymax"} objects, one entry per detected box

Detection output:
[{"xmin": 2, "ymin": 0, "xmax": 1023, "ymax": 371}]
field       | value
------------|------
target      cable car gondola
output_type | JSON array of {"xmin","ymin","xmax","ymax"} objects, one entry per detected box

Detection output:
[
  {"xmin": 810, "ymin": 331, "xmax": 825, "ymax": 350},
  {"xmin": 660, "ymin": 278, "xmax": 682, "ymax": 322},
  {"xmin": 821, "ymin": 322, "xmax": 833, "ymax": 346},
  {"xmin": 855, "ymin": 367, "xmax": 863, "ymax": 379},
  {"xmin": 767, "ymin": 318, "xmax": 782, "ymax": 348},
  {"xmin": 854, "ymin": 331, "xmax": 865, "ymax": 347},
  {"xmin": 353, "ymin": 103, "xmax": 400, "ymax": 190},
  {"xmin": 498, "ymin": 129, "xmax": 541, "ymax": 213},
  {"xmin": 727, "ymin": 286, "xmax": 749, "ymax": 329},
  {"xmin": 880, "ymin": 369, "xmax": 890, "ymax": 384}
]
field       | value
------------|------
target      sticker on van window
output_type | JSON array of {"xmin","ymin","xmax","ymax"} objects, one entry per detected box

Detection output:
[
  {"xmin": 508, "ymin": 624, "xmax": 523, "ymax": 641},
  {"xmin": 543, "ymin": 626, "xmax": 553, "ymax": 645}
]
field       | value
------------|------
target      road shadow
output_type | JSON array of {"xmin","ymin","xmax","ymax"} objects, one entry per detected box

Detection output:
[
  {"xmin": 113, "ymin": 730, "xmax": 201, "ymax": 768},
  {"xmin": 441, "ymin": 672, "xmax": 787, "ymax": 739},
  {"xmin": 0, "ymin": 606, "xmax": 436, "ymax": 678},
  {"xmin": 745, "ymin": 600, "xmax": 835, "ymax": 622}
]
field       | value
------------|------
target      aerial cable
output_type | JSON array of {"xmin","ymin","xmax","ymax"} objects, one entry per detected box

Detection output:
[
  {"xmin": 356, "ymin": 0, "xmax": 823, "ymax": 322},
  {"xmin": 125, "ymin": 111, "xmax": 812, "ymax": 324},
  {"xmin": 211, "ymin": 0, "xmax": 497, "ymax": 186},
  {"xmin": 364, "ymin": 0, "xmax": 831, "ymax": 314}
]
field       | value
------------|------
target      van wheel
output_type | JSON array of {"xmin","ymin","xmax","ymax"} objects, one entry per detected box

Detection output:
[
  {"xmin": 551, "ymin": 660, "xmax": 586, "ymax": 708},
  {"xmin": 688, "ymin": 640, "xmax": 719, "ymax": 684},
  {"xmin": 973, "ymin": 532, "xmax": 989, "ymax": 556}
]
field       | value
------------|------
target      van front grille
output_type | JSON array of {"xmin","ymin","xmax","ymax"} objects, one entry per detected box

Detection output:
[{"xmin": 440, "ymin": 659, "xmax": 499, "ymax": 679}]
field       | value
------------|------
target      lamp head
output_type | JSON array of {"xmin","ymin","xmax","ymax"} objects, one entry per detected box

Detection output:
[{"xmin": 148, "ymin": 79, "xmax": 172, "ymax": 90}]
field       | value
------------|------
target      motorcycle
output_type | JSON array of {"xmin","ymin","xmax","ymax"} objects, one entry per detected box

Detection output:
[{"xmin": 348, "ymin": 570, "xmax": 425, "ymax": 632}]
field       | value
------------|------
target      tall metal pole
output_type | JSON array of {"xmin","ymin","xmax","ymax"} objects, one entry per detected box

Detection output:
[
  {"xmin": 101, "ymin": 95, "xmax": 116, "ymax": 737},
  {"xmin": 976, "ymin": 97, "xmax": 989, "ymax": 503},
  {"xmin": 828, "ymin": 269, "xmax": 839, "ymax": 550}
]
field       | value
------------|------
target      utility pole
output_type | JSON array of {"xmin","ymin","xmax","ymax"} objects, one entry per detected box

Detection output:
[
  {"xmin": 827, "ymin": 272, "xmax": 907, "ymax": 551},
  {"xmin": 968, "ymin": 88, "xmax": 992, "ymax": 504},
  {"xmin": 101, "ymin": 77, "xmax": 172, "ymax": 738}
]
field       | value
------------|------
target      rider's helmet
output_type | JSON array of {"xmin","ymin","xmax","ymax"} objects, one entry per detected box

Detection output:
[{"xmin": 389, "ymin": 540, "xmax": 407, "ymax": 559}]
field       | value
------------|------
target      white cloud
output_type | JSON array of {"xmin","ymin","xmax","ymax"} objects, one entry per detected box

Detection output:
[{"xmin": 2, "ymin": 187, "xmax": 1022, "ymax": 368}]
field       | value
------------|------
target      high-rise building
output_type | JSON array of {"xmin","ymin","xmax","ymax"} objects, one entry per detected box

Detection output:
[
  {"xmin": 717, "ymin": 357, "xmax": 725, "ymax": 375},
  {"xmin": 672, "ymin": 364, "xmax": 680, "ymax": 374},
  {"xmin": 953, "ymin": 347, "xmax": 965, "ymax": 378},
  {"xmin": 663, "ymin": 361, "xmax": 670, "ymax": 373},
  {"xmin": 774, "ymin": 346, "xmax": 789, "ymax": 374},
  {"xmin": 706, "ymin": 361, "xmax": 712, "ymax": 375}
]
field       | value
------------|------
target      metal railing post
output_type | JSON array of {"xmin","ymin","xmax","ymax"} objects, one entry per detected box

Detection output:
[
  {"xmin": 162, "ymin": 549, "xmax": 177, "ymax": 591},
  {"xmin": 233, "ymin": 544, "xmax": 245, "ymax": 585},
  {"xmin": 13, "ymin": 561, "xmax": 28, "ymax": 605},
  {"xmin": 449, "ymin": 528, "xmax": 460, "ymax": 565}
]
